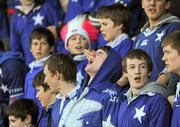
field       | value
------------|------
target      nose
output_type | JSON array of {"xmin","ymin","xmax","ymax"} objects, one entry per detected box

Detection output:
[
  {"xmin": 37, "ymin": 44, "xmax": 42, "ymax": 50},
  {"xmin": 100, "ymin": 25, "xmax": 104, "ymax": 32},
  {"xmin": 135, "ymin": 66, "xmax": 141, "ymax": 74},
  {"xmin": 162, "ymin": 54, "xmax": 166, "ymax": 62},
  {"xmin": 36, "ymin": 92, "xmax": 39, "ymax": 99}
]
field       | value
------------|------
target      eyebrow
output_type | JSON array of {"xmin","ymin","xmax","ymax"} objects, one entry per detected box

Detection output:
[{"xmin": 128, "ymin": 63, "xmax": 146, "ymax": 66}]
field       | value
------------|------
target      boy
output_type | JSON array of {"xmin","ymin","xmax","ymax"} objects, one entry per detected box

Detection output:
[
  {"xmin": 161, "ymin": 30, "xmax": 180, "ymax": 127},
  {"xmin": 118, "ymin": 49, "xmax": 172, "ymax": 127},
  {"xmin": 6, "ymin": 98, "xmax": 38, "ymax": 127},
  {"xmin": 98, "ymin": 3, "xmax": 133, "ymax": 59},
  {"xmin": 24, "ymin": 27, "xmax": 54, "ymax": 114},
  {"xmin": 43, "ymin": 53, "xmax": 81, "ymax": 127},
  {"xmin": 33, "ymin": 70, "xmax": 56, "ymax": 127},
  {"xmin": 10, "ymin": 0, "xmax": 60, "ymax": 65},
  {"xmin": 61, "ymin": 15, "xmax": 99, "ymax": 85},
  {"xmin": 0, "ymin": 39, "xmax": 28, "ymax": 126},
  {"xmin": 56, "ymin": 46, "xmax": 123, "ymax": 127},
  {"xmin": 134, "ymin": 0, "xmax": 180, "ymax": 81}
]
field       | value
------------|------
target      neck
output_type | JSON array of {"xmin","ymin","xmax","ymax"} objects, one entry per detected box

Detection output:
[
  {"xmin": 149, "ymin": 12, "xmax": 167, "ymax": 28},
  {"xmin": 22, "ymin": 3, "xmax": 34, "ymax": 14},
  {"xmin": 59, "ymin": 82, "xmax": 76, "ymax": 97}
]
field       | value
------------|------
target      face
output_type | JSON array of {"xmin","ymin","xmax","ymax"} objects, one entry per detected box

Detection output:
[
  {"xmin": 30, "ymin": 38, "xmax": 53, "ymax": 60},
  {"xmin": 67, "ymin": 34, "xmax": 89, "ymax": 54},
  {"xmin": 99, "ymin": 18, "xmax": 122, "ymax": 42},
  {"xmin": 162, "ymin": 45, "xmax": 180, "ymax": 75},
  {"xmin": 9, "ymin": 116, "xmax": 27, "ymax": 127},
  {"xmin": 43, "ymin": 65, "xmax": 60, "ymax": 94},
  {"xmin": 85, "ymin": 49, "xmax": 107, "ymax": 76},
  {"xmin": 142, "ymin": 0, "xmax": 170, "ymax": 22},
  {"xmin": 20, "ymin": 0, "xmax": 34, "ymax": 6},
  {"xmin": 36, "ymin": 86, "xmax": 55, "ymax": 107},
  {"xmin": 125, "ymin": 58, "xmax": 149, "ymax": 93}
]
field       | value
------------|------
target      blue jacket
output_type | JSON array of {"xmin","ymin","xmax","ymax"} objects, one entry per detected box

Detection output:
[
  {"xmin": 51, "ymin": 85, "xmax": 82, "ymax": 127},
  {"xmin": 36, "ymin": 105, "xmax": 53, "ymax": 127},
  {"xmin": 134, "ymin": 14, "xmax": 180, "ymax": 81},
  {"xmin": 64, "ymin": 0, "xmax": 83, "ymax": 23},
  {"xmin": 0, "ymin": 11, "xmax": 9, "ymax": 39},
  {"xmin": 118, "ymin": 83, "xmax": 172, "ymax": 127},
  {"xmin": 0, "ymin": 51, "xmax": 27, "ymax": 104},
  {"xmin": 106, "ymin": 33, "xmax": 133, "ymax": 59},
  {"xmin": 171, "ymin": 81, "xmax": 180, "ymax": 127},
  {"xmin": 24, "ymin": 56, "xmax": 50, "ymax": 117},
  {"xmin": 58, "ymin": 48, "xmax": 124, "ymax": 127},
  {"xmin": 10, "ymin": 2, "xmax": 60, "ymax": 65}
]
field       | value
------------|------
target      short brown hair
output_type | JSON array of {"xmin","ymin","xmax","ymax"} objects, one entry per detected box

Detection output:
[
  {"xmin": 97, "ymin": 3, "xmax": 131, "ymax": 33},
  {"xmin": 122, "ymin": 49, "xmax": 153, "ymax": 73},
  {"xmin": 44, "ymin": 53, "xmax": 77, "ymax": 83},
  {"xmin": 161, "ymin": 30, "xmax": 180, "ymax": 55},
  {"xmin": 33, "ymin": 70, "xmax": 50, "ymax": 91},
  {"xmin": 6, "ymin": 99, "xmax": 38, "ymax": 125},
  {"xmin": 29, "ymin": 27, "xmax": 55, "ymax": 48}
]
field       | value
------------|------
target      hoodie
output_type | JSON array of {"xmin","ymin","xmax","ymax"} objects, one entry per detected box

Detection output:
[
  {"xmin": 134, "ymin": 13, "xmax": 180, "ymax": 81},
  {"xmin": 0, "ymin": 51, "xmax": 27, "ymax": 104},
  {"xmin": 58, "ymin": 48, "xmax": 124, "ymax": 127},
  {"xmin": 118, "ymin": 81, "xmax": 172, "ymax": 127},
  {"xmin": 171, "ymin": 81, "xmax": 180, "ymax": 127}
]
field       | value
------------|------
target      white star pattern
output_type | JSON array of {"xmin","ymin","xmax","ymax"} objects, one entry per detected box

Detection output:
[
  {"xmin": 0, "ymin": 68, "xmax": 3, "ymax": 77},
  {"xmin": 76, "ymin": 71, "xmax": 84, "ymax": 85},
  {"xmin": 102, "ymin": 115, "xmax": 115, "ymax": 127},
  {"xmin": 33, "ymin": 13, "xmax": 44, "ymax": 25},
  {"xmin": 133, "ymin": 105, "xmax": 146, "ymax": 123},
  {"xmin": 155, "ymin": 31, "xmax": 165, "ymax": 42},
  {"xmin": 0, "ymin": 83, "xmax": 8, "ymax": 93},
  {"xmin": 174, "ymin": 82, "xmax": 180, "ymax": 102}
]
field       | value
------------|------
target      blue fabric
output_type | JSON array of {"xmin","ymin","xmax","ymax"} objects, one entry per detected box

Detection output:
[
  {"xmin": 75, "ymin": 59, "xmax": 88, "ymax": 87},
  {"xmin": 0, "ymin": 51, "xmax": 28, "ymax": 104},
  {"xmin": 118, "ymin": 93, "xmax": 172, "ymax": 127},
  {"xmin": 0, "ymin": 11, "xmax": 9, "ymax": 39},
  {"xmin": 37, "ymin": 106, "xmax": 52, "ymax": 127},
  {"xmin": 171, "ymin": 81, "xmax": 180, "ymax": 127},
  {"xmin": 51, "ymin": 86, "xmax": 82, "ymax": 127},
  {"xmin": 0, "ymin": 103, "xmax": 4, "ymax": 127},
  {"xmin": 134, "ymin": 23, "xmax": 180, "ymax": 81},
  {"xmin": 113, "ymin": 38, "xmax": 133, "ymax": 59},
  {"xmin": 64, "ymin": 0, "xmax": 83, "ymax": 23},
  {"xmin": 58, "ymin": 49, "xmax": 124, "ymax": 127},
  {"xmin": 10, "ymin": 2, "xmax": 60, "ymax": 65}
]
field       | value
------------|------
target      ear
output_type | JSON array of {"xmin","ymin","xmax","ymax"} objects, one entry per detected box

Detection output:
[
  {"xmin": 116, "ymin": 24, "xmax": 124, "ymax": 30},
  {"xmin": 165, "ymin": 1, "xmax": 171, "ymax": 10},
  {"xmin": 54, "ymin": 71, "xmax": 64, "ymax": 81},
  {"xmin": 24, "ymin": 115, "xmax": 32, "ymax": 125}
]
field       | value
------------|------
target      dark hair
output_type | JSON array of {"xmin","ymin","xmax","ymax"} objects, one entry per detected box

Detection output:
[
  {"xmin": 0, "ymin": 39, "xmax": 5, "ymax": 51},
  {"xmin": 162, "ymin": 30, "xmax": 180, "ymax": 55},
  {"xmin": 97, "ymin": 3, "xmax": 131, "ymax": 33},
  {"xmin": 44, "ymin": 53, "xmax": 77, "ymax": 83},
  {"xmin": 98, "ymin": 46, "xmax": 111, "ymax": 54},
  {"xmin": 34, "ymin": 0, "xmax": 44, "ymax": 6},
  {"xmin": 29, "ymin": 27, "xmax": 55, "ymax": 48},
  {"xmin": 6, "ymin": 99, "xmax": 38, "ymax": 125},
  {"xmin": 122, "ymin": 49, "xmax": 153, "ymax": 73},
  {"xmin": 33, "ymin": 70, "xmax": 50, "ymax": 91}
]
